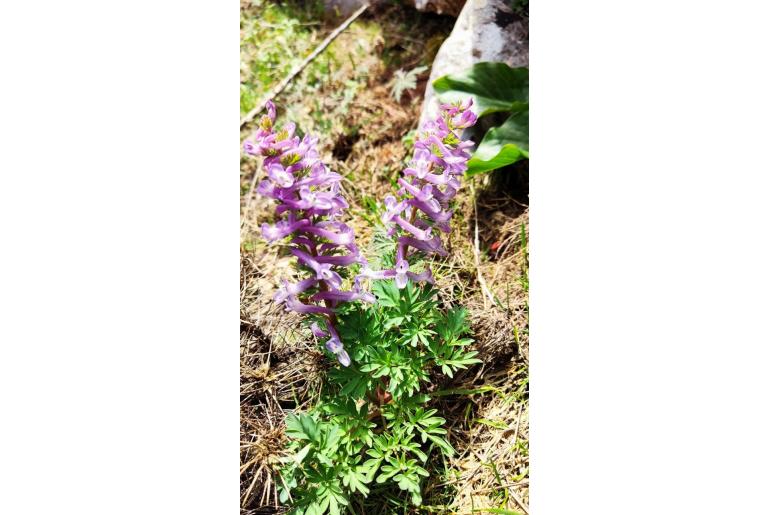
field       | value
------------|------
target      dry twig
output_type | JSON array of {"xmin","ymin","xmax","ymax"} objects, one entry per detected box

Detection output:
[{"xmin": 240, "ymin": 3, "xmax": 370, "ymax": 128}]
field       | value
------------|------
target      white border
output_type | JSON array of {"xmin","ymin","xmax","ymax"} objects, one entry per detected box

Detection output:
[
  {"xmin": 0, "ymin": 0, "xmax": 240, "ymax": 513},
  {"xmin": 532, "ymin": 1, "xmax": 770, "ymax": 513}
]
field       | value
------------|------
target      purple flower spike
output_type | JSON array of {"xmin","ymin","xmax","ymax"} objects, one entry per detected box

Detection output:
[
  {"xmin": 363, "ymin": 100, "xmax": 477, "ymax": 289},
  {"xmin": 243, "ymin": 101, "xmax": 371, "ymax": 366}
]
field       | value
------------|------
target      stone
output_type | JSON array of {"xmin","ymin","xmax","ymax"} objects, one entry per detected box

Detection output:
[{"xmin": 418, "ymin": 0, "xmax": 529, "ymax": 128}]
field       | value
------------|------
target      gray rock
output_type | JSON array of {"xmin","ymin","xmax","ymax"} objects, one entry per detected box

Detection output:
[{"xmin": 418, "ymin": 0, "xmax": 528, "ymax": 128}]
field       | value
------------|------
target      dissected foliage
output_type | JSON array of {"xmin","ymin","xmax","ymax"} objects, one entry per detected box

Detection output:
[
  {"xmin": 278, "ymin": 282, "xmax": 480, "ymax": 514},
  {"xmin": 389, "ymin": 65, "xmax": 428, "ymax": 103}
]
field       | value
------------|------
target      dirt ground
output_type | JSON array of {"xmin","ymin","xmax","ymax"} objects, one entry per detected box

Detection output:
[{"xmin": 240, "ymin": 3, "xmax": 528, "ymax": 513}]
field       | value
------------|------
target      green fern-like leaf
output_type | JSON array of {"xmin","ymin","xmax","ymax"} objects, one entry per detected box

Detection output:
[{"xmin": 389, "ymin": 65, "xmax": 428, "ymax": 102}]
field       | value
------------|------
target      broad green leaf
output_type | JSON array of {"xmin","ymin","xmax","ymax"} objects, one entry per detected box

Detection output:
[
  {"xmin": 300, "ymin": 415, "xmax": 319, "ymax": 442},
  {"xmin": 376, "ymin": 465, "xmax": 399, "ymax": 483},
  {"xmin": 294, "ymin": 443, "xmax": 312, "ymax": 465},
  {"xmin": 467, "ymin": 111, "xmax": 529, "ymax": 176},
  {"xmin": 329, "ymin": 495, "xmax": 340, "ymax": 515},
  {"xmin": 427, "ymin": 433, "xmax": 455, "ymax": 456},
  {"xmin": 410, "ymin": 446, "xmax": 427, "ymax": 462},
  {"xmin": 433, "ymin": 62, "xmax": 528, "ymax": 117},
  {"xmin": 339, "ymin": 374, "xmax": 365, "ymax": 396},
  {"xmin": 323, "ymin": 425, "xmax": 342, "ymax": 452},
  {"xmin": 372, "ymin": 279, "xmax": 400, "ymax": 308},
  {"xmin": 362, "ymin": 457, "xmax": 382, "ymax": 481},
  {"xmin": 445, "ymin": 307, "xmax": 469, "ymax": 336},
  {"xmin": 384, "ymin": 316, "xmax": 405, "ymax": 330},
  {"xmin": 372, "ymin": 367, "xmax": 390, "ymax": 378},
  {"xmin": 285, "ymin": 413, "xmax": 318, "ymax": 442},
  {"xmin": 316, "ymin": 453, "xmax": 334, "ymax": 467},
  {"xmin": 317, "ymin": 493, "xmax": 331, "ymax": 514},
  {"xmin": 396, "ymin": 473, "xmax": 417, "ymax": 492},
  {"xmin": 278, "ymin": 485, "xmax": 290, "ymax": 504}
]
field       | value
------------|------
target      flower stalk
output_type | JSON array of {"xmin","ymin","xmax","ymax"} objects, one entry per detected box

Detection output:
[
  {"xmin": 363, "ymin": 99, "xmax": 478, "ymax": 288},
  {"xmin": 243, "ymin": 101, "xmax": 373, "ymax": 366}
]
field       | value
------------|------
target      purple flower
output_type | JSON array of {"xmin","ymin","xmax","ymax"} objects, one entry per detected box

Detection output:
[
  {"xmin": 381, "ymin": 195, "xmax": 407, "ymax": 224},
  {"xmin": 274, "ymin": 277, "xmax": 319, "ymax": 304},
  {"xmin": 394, "ymin": 259, "xmax": 409, "ymax": 289},
  {"xmin": 284, "ymin": 296, "xmax": 334, "ymax": 315},
  {"xmin": 243, "ymin": 101, "xmax": 372, "ymax": 366},
  {"xmin": 311, "ymin": 284, "xmax": 376, "ymax": 304},
  {"xmin": 363, "ymin": 99, "xmax": 477, "ymax": 289},
  {"xmin": 302, "ymin": 221, "xmax": 355, "ymax": 246},
  {"xmin": 398, "ymin": 235, "xmax": 448, "ymax": 257},
  {"xmin": 323, "ymin": 321, "xmax": 350, "ymax": 367},
  {"xmin": 260, "ymin": 218, "xmax": 309, "ymax": 243},
  {"xmin": 358, "ymin": 266, "xmax": 397, "ymax": 281},
  {"xmin": 290, "ymin": 248, "xmax": 343, "ymax": 289},
  {"xmin": 266, "ymin": 163, "xmax": 294, "ymax": 188},
  {"xmin": 310, "ymin": 322, "xmax": 328, "ymax": 339},
  {"xmin": 393, "ymin": 215, "xmax": 433, "ymax": 241}
]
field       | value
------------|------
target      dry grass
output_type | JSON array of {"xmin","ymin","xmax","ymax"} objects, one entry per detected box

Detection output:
[
  {"xmin": 240, "ymin": 3, "xmax": 528, "ymax": 513},
  {"xmin": 422, "ymin": 175, "xmax": 529, "ymax": 514},
  {"xmin": 240, "ymin": 247, "xmax": 329, "ymax": 511},
  {"xmin": 439, "ymin": 363, "xmax": 530, "ymax": 514}
]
